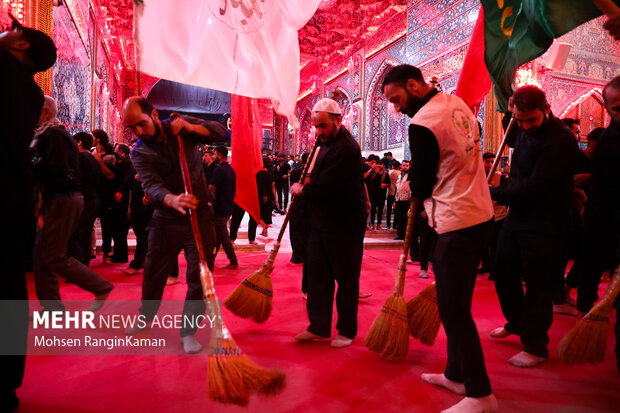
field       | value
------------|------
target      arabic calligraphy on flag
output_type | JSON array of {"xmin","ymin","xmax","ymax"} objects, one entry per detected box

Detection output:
[{"xmin": 134, "ymin": 0, "xmax": 321, "ymax": 127}]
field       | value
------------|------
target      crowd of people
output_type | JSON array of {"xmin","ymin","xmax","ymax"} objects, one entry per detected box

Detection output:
[{"xmin": 2, "ymin": 15, "xmax": 619, "ymax": 413}]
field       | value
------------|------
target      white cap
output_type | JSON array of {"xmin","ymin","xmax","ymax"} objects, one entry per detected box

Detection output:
[{"xmin": 312, "ymin": 98, "xmax": 342, "ymax": 115}]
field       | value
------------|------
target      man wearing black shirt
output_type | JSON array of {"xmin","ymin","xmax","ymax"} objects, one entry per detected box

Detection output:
[
  {"xmin": 383, "ymin": 64, "xmax": 496, "ymax": 412},
  {"xmin": 110, "ymin": 143, "xmax": 133, "ymax": 263},
  {"xmin": 31, "ymin": 97, "xmax": 114, "ymax": 312},
  {"xmin": 122, "ymin": 97, "xmax": 226, "ymax": 354},
  {"xmin": 68, "ymin": 132, "xmax": 102, "ymax": 267},
  {"xmin": 291, "ymin": 98, "xmax": 366, "ymax": 349},
  {"xmin": 575, "ymin": 78, "xmax": 620, "ymax": 368},
  {"xmin": 289, "ymin": 152, "xmax": 309, "ymax": 265},
  {"xmin": 0, "ymin": 18, "xmax": 57, "ymax": 411},
  {"xmin": 209, "ymin": 146, "xmax": 238, "ymax": 269},
  {"xmin": 274, "ymin": 153, "xmax": 291, "ymax": 211},
  {"xmin": 489, "ymin": 86, "xmax": 579, "ymax": 368},
  {"xmin": 202, "ymin": 149, "xmax": 217, "ymax": 184},
  {"xmin": 92, "ymin": 129, "xmax": 118, "ymax": 263}
]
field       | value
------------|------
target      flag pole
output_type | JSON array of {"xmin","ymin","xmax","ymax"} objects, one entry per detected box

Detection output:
[
  {"xmin": 487, "ymin": 117, "xmax": 515, "ymax": 184},
  {"xmin": 174, "ymin": 131, "xmax": 285, "ymax": 405},
  {"xmin": 591, "ymin": 0, "xmax": 620, "ymax": 16}
]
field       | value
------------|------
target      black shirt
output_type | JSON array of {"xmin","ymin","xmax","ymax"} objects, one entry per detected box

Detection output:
[
  {"xmin": 31, "ymin": 125, "xmax": 81, "ymax": 199},
  {"xmin": 1, "ymin": 49, "xmax": 44, "ymax": 217},
  {"xmin": 210, "ymin": 161, "xmax": 236, "ymax": 217},
  {"xmin": 274, "ymin": 161, "xmax": 290, "ymax": 183},
  {"xmin": 78, "ymin": 151, "xmax": 102, "ymax": 200},
  {"xmin": 203, "ymin": 161, "xmax": 218, "ymax": 184},
  {"xmin": 367, "ymin": 168, "xmax": 390, "ymax": 201},
  {"xmin": 302, "ymin": 126, "xmax": 366, "ymax": 232},
  {"xmin": 257, "ymin": 169, "xmax": 275, "ymax": 202},
  {"xmin": 290, "ymin": 167, "xmax": 304, "ymax": 185},
  {"xmin": 490, "ymin": 113, "xmax": 579, "ymax": 234},
  {"xmin": 131, "ymin": 115, "xmax": 226, "ymax": 220}
]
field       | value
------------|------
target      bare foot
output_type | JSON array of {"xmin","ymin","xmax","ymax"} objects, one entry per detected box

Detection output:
[
  {"xmin": 421, "ymin": 373, "xmax": 466, "ymax": 395},
  {"xmin": 508, "ymin": 351, "xmax": 547, "ymax": 368},
  {"xmin": 489, "ymin": 327, "xmax": 511, "ymax": 339},
  {"xmin": 441, "ymin": 394, "xmax": 498, "ymax": 413}
]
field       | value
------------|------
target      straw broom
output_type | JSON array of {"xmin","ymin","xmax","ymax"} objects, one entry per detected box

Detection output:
[
  {"xmin": 406, "ymin": 281, "xmax": 440, "ymax": 346},
  {"xmin": 224, "ymin": 138, "xmax": 321, "ymax": 323},
  {"xmin": 175, "ymin": 133, "xmax": 284, "ymax": 405},
  {"xmin": 557, "ymin": 267, "xmax": 620, "ymax": 364},
  {"xmin": 405, "ymin": 117, "xmax": 517, "ymax": 346},
  {"xmin": 364, "ymin": 199, "xmax": 417, "ymax": 361}
]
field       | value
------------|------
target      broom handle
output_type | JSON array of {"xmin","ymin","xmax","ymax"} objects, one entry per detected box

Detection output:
[
  {"xmin": 267, "ymin": 137, "xmax": 321, "ymax": 264},
  {"xmin": 176, "ymin": 134, "xmax": 233, "ymax": 341},
  {"xmin": 394, "ymin": 198, "xmax": 418, "ymax": 296},
  {"xmin": 487, "ymin": 117, "xmax": 515, "ymax": 184},
  {"xmin": 591, "ymin": 0, "xmax": 620, "ymax": 16},
  {"xmin": 587, "ymin": 266, "xmax": 620, "ymax": 314}
]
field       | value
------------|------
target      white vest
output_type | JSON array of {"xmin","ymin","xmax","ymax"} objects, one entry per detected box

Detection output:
[{"xmin": 411, "ymin": 93, "xmax": 494, "ymax": 234}]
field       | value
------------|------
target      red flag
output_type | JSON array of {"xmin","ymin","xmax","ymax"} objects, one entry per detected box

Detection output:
[
  {"xmin": 455, "ymin": 7, "xmax": 492, "ymax": 114},
  {"xmin": 231, "ymin": 95, "xmax": 263, "ymax": 225}
]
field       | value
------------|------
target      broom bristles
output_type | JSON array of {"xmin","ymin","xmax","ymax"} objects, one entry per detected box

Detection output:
[
  {"xmin": 208, "ymin": 339, "xmax": 285, "ymax": 405},
  {"xmin": 364, "ymin": 294, "xmax": 409, "ymax": 361},
  {"xmin": 406, "ymin": 283, "xmax": 441, "ymax": 346},
  {"xmin": 223, "ymin": 266, "xmax": 273, "ymax": 323},
  {"xmin": 557, "ymin": 311, "xmax": 611, "ymax": 364}
]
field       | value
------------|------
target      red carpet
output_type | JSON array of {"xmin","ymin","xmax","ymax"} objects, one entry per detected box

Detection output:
[{"xmin": 19, "ymin": 250, "xmax": 619, "ymax": 412}]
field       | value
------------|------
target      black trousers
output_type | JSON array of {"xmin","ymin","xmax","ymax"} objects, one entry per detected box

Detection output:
[
  {"xmin": 574, "ymin": 212, "xmax": 618, "ymax": 313},
  {"xmin": 229, "ymin": 203, "xmax": 257, "ymax": 242},
  {"xmin": 275, "ymin": 180, "xmax": 289, "ymax": 209},
  {"xmin": 99, "ymin": 204, "xmax": 114, "ymax": 256},
  {"xmin": 369, "ymin": 197, "xmax": 385, "ymax": 227},
  {"xmin": 0, "ymin": 209, "xmax": 30, "ymax": 395},
  {"xmin": 214, "ymin": 214, "xmax": 237, "ymax": 265},
  {"xmin": 433, "ymin": 219, "xmax": 493, "ymax": 398},
  {"xmin": 479, "ymin": 218, "xmax": 504, "ymax": 274},
  {"xmin": 129, "ymin": 210, "xmax": 152, "ymax": 270},
  {"xmin": 493, "ymin": 226, "xmax": 563, "ymax": 358},
  {"xmin": 305, "ymin": 226, "xmax": 365, "ymax": 339},
  {"xmin": 139, "ymin": 211, "xmax": 216, "ymax": 337},
  {"xmin": 110, "ymin": 201, "xmax": 129, "ymax": 261},
  {"xmin": 394, "ymin": 200, "xmax": 410, "ymax": 238},
  {"xmin": 386, "ymin": 195, "xmax": 395, "ymax": 228},
  {"xmin": 289, "ymin": 201, "xmax": 309, "ymax": 263},
  {"xmin": 413, "ymin": 205, "xmax": 436, "ymax": 268},
  {"xmin": 34, "ymin": 194, "xmax": 114, "ymax": 311},
  {"xmin": 68, "ymin": 197, "xmax": 99, "ymax": 266}
]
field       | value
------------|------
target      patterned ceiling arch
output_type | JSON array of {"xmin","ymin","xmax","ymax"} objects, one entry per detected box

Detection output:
[
  {"xmin": 560, "ymin": 87, "xmax": 604, "ymax": 119},
  {"xmin": 332, "ymin": 85, "xmax": 352, "ymax": 114},
  {"xmin": 365, "ymin": 57, "xmax": 401, "ymax": 151}
]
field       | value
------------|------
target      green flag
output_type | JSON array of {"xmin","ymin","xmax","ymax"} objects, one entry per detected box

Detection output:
[{"xmin": 481, "ymin": 0, "xmax": 619, "ymax": 111}]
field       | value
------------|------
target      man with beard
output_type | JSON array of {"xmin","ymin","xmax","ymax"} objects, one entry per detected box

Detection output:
[
  {"xmin": 121, "ymin": 96, "xmax": 226, "ymax": 354},
  {"xmin": 383, "ymin": 64, "xmax": 496, "ymax": 413},
  {"xmin": 291, "ymin": 97, "xmax": 366, "ymax": 348},
  {"xmin": 489, "ymin": 86, "xmax": 579, "ymax": 370}
]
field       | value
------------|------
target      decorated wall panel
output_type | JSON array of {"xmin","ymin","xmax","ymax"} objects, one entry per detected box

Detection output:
[
  {"xmin": 406, "ymin": 0, "xmax": 478, "ymax": 66},
  {"xmin": 51, "ymin": 4, "xmax": 91, "ymax": 134}
]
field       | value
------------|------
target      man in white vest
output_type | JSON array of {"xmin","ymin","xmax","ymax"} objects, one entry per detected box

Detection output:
[{"xmin": 383, "ymin": 64, "xmax": 497, "ymax": 413}]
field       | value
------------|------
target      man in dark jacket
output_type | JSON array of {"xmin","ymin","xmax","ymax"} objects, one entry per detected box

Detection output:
[
  {"xmin": 209, "ymin": 146, "xmax": 238, "ymax": 269},
  {"xmin": 31, "ymin": 97, "xmax": 114, "ymax": 313},
  {"xmin": 291, "ymin": 98, "xmax": 366, "ymax": 348},
  {"xmin": 489, "ymin": 86, "xmax": 579, "ymax": 368},
  {"xmin": 122, "ymin": 96, "xmax": 226, "ymax": 354},
  {"xmin": 68, "ymin": 131, "xmax": 102, "ymax": 267},
  {"xmin": 0, "ymin": 17, "xmax": 57, "ymax": 411}
]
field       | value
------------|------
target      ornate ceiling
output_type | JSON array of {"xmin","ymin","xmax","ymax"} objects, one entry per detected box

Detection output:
[{"xmin": 90, "ymin": 0, "xmax": 408, "ymax": 99}]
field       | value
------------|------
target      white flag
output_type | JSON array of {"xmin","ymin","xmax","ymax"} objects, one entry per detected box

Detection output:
[{"xmin": 133, "ymin": 0, "xmax": 320, "ymax": 127}]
